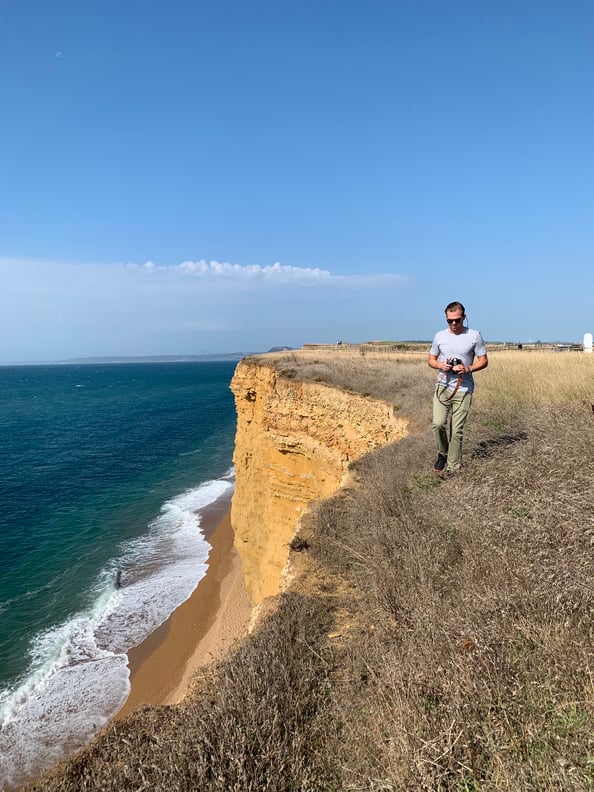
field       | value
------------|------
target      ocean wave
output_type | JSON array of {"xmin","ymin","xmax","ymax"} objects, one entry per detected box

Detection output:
[{"xmin": 0, "ymin": 475, "xmax": 234, "ymax": 791}]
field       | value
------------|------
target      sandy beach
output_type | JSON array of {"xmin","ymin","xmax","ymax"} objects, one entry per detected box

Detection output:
[{"xmin": 117, "ymin": 500, "xmax": 252, "ymax": 719}]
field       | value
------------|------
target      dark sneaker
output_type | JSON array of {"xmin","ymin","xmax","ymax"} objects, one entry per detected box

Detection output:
[{"xmin": 433, "ymin": 454, "xmax": 447, "ymax": 474}]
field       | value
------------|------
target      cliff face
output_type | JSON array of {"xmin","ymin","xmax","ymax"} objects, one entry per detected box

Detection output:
[{"xmin": 230, "ymin": 358, "xmax": 408, "ymax": 605}]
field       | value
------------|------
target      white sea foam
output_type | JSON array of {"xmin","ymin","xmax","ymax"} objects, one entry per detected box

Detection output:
[{"xmin": 0, "ymin": 474, "xmax": 234, "ymax": 791}]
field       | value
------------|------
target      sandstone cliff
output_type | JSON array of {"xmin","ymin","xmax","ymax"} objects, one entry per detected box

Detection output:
[{"xmin": 230, "ymin": 357, "xmax": 408, "ymax": 605}]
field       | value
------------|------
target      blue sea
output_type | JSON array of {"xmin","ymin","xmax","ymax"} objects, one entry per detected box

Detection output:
[{"xmin": 0, "ymin": 361, "xmax": 238, "ymax": 790}]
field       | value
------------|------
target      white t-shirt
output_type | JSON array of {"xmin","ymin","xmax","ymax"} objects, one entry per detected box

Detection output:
[{"xmin": 430, "ymin": 327, "xmax": 487, "ymax": 393}]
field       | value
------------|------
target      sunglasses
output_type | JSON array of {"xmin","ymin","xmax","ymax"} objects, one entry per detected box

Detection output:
[{"xmin": 447, "ymin": 317, "xmax": 464, "ymax": 324}]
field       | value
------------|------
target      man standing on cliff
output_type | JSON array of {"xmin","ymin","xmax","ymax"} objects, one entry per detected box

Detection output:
[{"xmin": 428, "ymin": 301, "xmax": 488, "ymax": 475}]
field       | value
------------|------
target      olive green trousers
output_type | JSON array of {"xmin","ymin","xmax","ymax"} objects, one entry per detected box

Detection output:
[{"xmin": 432, "ymin": 387, "xmax": 473, "ymax": 471}]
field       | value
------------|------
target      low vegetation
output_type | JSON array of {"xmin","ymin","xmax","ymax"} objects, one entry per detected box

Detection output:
[{"xmin": 27, "ymin": 350, "xmax": 594, "ymax": 791}]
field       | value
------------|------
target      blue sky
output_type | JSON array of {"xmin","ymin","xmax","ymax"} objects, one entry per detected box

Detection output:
[{"xmin": 1, "ymin": 0, "xmax": 593, "ymax": 361}]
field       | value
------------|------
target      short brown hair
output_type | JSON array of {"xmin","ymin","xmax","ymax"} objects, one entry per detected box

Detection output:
[{"xmin": 445, "ymin": 301, "xmax": 465, "ymax": 315}]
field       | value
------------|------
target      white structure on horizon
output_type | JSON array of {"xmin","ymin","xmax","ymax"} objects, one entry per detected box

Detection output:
[{"xmin": 584, "ymin": 332, "xmax": 593, "ymax": 353}]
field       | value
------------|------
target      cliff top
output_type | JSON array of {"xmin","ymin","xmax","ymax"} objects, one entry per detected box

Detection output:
[{"xmin": 29, "ymin": 350, "xmax": 594, "ymax": 792}]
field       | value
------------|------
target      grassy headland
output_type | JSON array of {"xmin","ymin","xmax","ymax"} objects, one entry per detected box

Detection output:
[{"xmin": 27, "ymin": 349, "xmax": 594, "ymax": 791}]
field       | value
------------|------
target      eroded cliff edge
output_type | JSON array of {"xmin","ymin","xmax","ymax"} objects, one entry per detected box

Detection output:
[{"xmin": 230, "ymin": 356, "xmax": 409, "ymax": 605}]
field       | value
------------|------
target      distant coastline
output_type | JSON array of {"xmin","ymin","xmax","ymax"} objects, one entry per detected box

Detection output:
[
  {"xmin": 0, "ymin": 354, "xmax": 253, "ymax": 366},
  {"xmin": 0, "ymin": 348, "xmax": 301, "ymax": 367},
  {"xmin": 55, "ymin": 354, "xmax": 251, "ymax": 364}
]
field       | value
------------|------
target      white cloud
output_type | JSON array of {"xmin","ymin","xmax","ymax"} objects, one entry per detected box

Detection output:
[
  {"xmin": 0, "ymin": 257, "xmax": 411, "ymax": 361},
  {"xmin": 124, "ymin": 259, "xmax": 408, "ymax": 288},
  {"xmin": 125, "ymin": 259, "xmax": 332, "ymax": 283}
]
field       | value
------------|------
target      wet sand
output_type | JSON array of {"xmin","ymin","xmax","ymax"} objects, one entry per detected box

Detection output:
[{"xmin": 117, "ymin": 500, "xmax": 251, "ymax": 718}]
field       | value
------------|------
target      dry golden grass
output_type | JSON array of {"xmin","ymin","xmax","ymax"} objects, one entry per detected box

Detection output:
[
  {"xmin": 479, "ymin": 350, "xmax": 594, "ymax": 410},
  {"xmin": 267, "ymin": 346, "xmax": 594, "ymax": 410},
  {"xmin": 306, "ymin": 348, "xmax": 594, "ymax": 790},
  {"xmin": 25, "ymin": 349, "xmax": 594, "ymax": 791}
]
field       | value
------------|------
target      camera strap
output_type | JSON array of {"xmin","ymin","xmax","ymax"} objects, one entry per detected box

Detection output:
[{"xmin": 440, "ymin": 373, "xmax": 464, "ymax": 402}]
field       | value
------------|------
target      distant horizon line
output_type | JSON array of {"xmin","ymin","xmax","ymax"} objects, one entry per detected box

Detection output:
[
  {"xmin": 0, "ymin": 353, "xmax": 253, "ymax": 367},
  {"xmin": 0, "ymin": 338, "xmax": 588, "ymax": 367}
]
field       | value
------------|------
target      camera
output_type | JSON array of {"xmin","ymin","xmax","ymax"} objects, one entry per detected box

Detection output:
[{"xmin": 447, "ymin": 357, "xmax": 463, "ymax": 367}]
